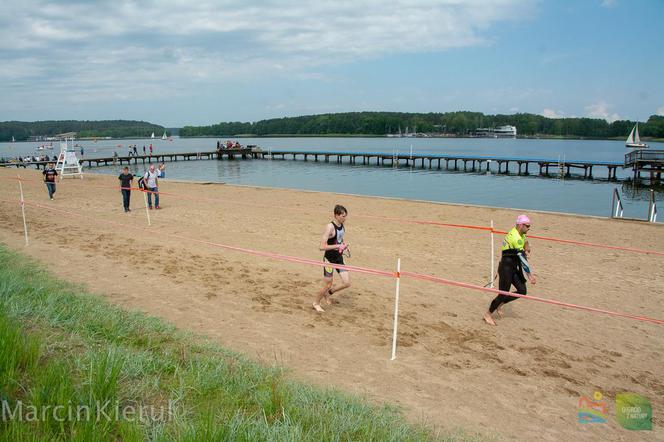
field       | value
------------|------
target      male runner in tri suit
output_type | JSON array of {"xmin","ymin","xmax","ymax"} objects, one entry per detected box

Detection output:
[
  {"xmin": 313, "ymin": 205, "xmax": 351, "ymax": 312},
  {"xmin": 483, "ymin": 214, "xmax": 537, "ymax": 326}
]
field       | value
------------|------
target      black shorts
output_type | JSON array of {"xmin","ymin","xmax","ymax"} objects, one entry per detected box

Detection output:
[{"xmin": 323, "ymin": 255, "xmax": 346, "ymax": 278}]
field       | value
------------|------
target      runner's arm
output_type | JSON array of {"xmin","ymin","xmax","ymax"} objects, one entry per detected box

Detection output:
[{"xmin": 319, "ymin": 224, "xmax": 337, "ymax": 251}]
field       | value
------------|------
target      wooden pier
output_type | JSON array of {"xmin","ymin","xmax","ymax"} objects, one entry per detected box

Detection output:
[
  {"xmin": 258, "ymin": 150, "xmax": 622, "ymax": 179},
  {"xmin": 0, "ymin": 148, "xmax": 255, "ymax": 170},
  {"xmin": 2, "ymin": 147, "xmax": 627, "ymax": 180},
  {"xmin": 625, "ymin": 150, "xmax": 664, "ymax": 182}
]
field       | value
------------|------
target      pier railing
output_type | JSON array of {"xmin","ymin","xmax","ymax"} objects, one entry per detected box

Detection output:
[{"xmin": 625, "ymin": 150, "xmax": 664, "ymax": 165}]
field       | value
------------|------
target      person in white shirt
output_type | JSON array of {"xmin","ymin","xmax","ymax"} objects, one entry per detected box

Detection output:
[{"xmin": 143, "ymin": 164, "xmax": 162, "ymax": 209}]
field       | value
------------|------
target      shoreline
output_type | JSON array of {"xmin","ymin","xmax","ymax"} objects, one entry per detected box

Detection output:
[
  {"xmin": 95, "ymin": 172, "xmax": 663, "ymax": 225},
  {"xmin": 6, "ymin": 134, "xmax": 664, "ymax": 143}
]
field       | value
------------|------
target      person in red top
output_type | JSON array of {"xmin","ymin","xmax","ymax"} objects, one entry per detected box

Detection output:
[{"xmin": 42, "ymin": 163, "xmax": 58, "ymax": 200}]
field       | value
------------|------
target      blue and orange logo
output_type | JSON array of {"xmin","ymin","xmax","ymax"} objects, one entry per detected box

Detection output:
[{"xmin": 578, "ymin": 391, "xmax": 607, "ymax": 424}]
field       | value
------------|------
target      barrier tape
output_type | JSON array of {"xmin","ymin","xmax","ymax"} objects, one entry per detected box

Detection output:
[
  {"xmin": 492, "ymin": 229, "xmax": 664, "ymax": 257},
  {"xmin": 1, "ymin": 196, "xmax": 662, "ymax": 326},
  {"xmin": 400, "ymin": 270, "xmax": 664, "ymax": 326},
  {"xmin": 2, "ymin": 175, "xmax": 662, "ymax": 257}
]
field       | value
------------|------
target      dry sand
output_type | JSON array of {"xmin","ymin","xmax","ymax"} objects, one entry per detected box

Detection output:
[{"xmin": 0, "ymin": 167, "xmax": 662, "ymax": 440}]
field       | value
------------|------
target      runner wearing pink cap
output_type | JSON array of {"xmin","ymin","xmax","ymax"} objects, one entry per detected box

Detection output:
[
  {"xmin": 516, "ymin": 214, "xmax": 531, "ymax": 225},
  {"xmin": 483, "ymin": 215, "xmax": 537, "ymax": 326}
]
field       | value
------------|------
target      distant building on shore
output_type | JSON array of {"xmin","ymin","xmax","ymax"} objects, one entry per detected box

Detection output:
[
  {"xmin": 28, "ymin": 132, "xmax": 77, "ymax": 142},
  {"xmin": 474, "ymin": 125, "xmax": 517, "ymax": 138}
]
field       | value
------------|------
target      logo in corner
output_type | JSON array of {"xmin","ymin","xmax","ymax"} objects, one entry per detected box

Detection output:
[
  {"xmin": 616, "ymin": 393, "xmax": 652, "ymax": 430},
  {"xmin": 578, "ymin": 391, "xmax": 607, "ymax": 424}
]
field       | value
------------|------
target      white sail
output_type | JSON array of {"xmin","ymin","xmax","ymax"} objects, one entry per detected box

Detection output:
[
  {"xmin": 634, "ymin": 124, "xmax": 641, "ymax": 144},
  {"xmin": 625, "ymin": 123, "xmax": 648, "ymax": 148},
  {"xmin": 12, "ymin": 136, "xmax": 15, "ymax": 142},
  {"xmin": 162, "ymin": 131, "xmax": 167, "ymax": 139},
  {"xmin": 151, "ymin": 132, "xmax": 155, "ymax": 139},
  {"xmin": 626, "ymin": 126, "xmax": 635, "ymax": 144}
]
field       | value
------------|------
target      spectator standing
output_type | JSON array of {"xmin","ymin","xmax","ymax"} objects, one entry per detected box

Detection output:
[
  {"xmin": 143, "ymin": 164, "xmax": 161, "ymax": 209},
  {"xmin": 118, "ymin": 166, "xmax": 134, "ymax": 212}
]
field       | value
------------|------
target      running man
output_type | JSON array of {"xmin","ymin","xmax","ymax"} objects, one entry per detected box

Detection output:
[
  {"xmin": 483, "ymin": 214, "xmax": 537, "ymax": 326},
  {"xmin": 313, "ymin": 205, "xmax": 351, "ymax": 312}
]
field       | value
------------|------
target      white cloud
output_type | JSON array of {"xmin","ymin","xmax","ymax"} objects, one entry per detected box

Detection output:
[
  {"xmin": 585, "ymin": 101, "xmax": 621, "ymax": 123},
  {"xmin": 601, "ymin": 0, "xmax": 618, "ymax": 8},
  {"xmin": 0, "ymin": 0, "xmax": 537, "ymax": 110},
  {"xmin": 541, "ymin": 108, "xmax": 564, "ymax": 118},
  {"xmin": 657, "ymin": 107, "xmax": 664, "ymax": 116}
]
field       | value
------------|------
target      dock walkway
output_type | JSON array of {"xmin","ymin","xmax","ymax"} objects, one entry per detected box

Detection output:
[
  {"xmin": 2, "ymin": 148, "xmax": 626, "ymax": 180},
  {"xmin": 625, "ymin": 150, "xmax": 664, "ymax": 181},
  {"xmin": 260, "ymin": 150, "xmax": 622, "ymax": 179}
]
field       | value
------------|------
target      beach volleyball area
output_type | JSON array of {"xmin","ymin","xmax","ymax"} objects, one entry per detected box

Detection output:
[{"xmin": 0, "ymin": 167, "xmax": 662, "ymax": 440}]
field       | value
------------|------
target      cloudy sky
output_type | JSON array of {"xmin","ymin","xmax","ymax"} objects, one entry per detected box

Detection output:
[{"xmin": 1, "ymin": 0, "xmax": 662, "ymax": 127}]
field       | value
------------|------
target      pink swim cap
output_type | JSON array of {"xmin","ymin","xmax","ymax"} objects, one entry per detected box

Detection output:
[{"xmin": 516, "ymin": 214, "xmax": 531, "ymax": 225}]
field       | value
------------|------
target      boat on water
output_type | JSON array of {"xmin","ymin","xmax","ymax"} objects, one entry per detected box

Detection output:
[
  {"xmin": 151, "ymin": 132, "xmax": 155, "ymax": 139},
  {"xmin": 162, "ymin": 131, "xmax": 167, "ymax": 139},
  {"xmin": 625, "ymin": 123, "xmax": 648, "ymax": 149},
  {"xmin": 475, "ymin": 125, "xmax": 517, "ymax": 138},
  {"xmin": 11, "ymin": 136, "xmax": 15, "ymax": 142}
]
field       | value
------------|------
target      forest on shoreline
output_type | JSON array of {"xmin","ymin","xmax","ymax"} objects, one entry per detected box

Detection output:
[
  {"xmin": 0, "ymin": 120, "xmax": 167, "ymax": 142},
  {"xmin": 180, "ymin": 112, "xmax": 664, "ymax": 139},
  {"xmin": 3, "ymin": 112, "xmax": 663, "ymax": 141}
]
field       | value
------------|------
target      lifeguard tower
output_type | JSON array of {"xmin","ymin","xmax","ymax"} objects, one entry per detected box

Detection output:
[{"xmin": 55, "ymin": 138, "xmax": 83, "ymax": 179}]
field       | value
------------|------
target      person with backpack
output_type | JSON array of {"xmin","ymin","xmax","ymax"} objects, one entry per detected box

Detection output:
[{"xmin": 142, "ymin": 164, "xmax": 161, "ymax": 209}]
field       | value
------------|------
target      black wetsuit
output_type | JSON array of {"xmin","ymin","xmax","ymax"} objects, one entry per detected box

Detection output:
[{"xmin": 489, "ymin": 249, "xmax": 528, "ymax": 313}]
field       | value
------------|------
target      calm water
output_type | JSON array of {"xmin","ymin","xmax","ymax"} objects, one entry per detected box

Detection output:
[{"xmin": 2, "ymin": 137, "xmax": 662, "ymax": 221}]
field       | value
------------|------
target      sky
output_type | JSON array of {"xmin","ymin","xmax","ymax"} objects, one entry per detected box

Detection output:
[{"xmin": 1, "ymin": 0, "xmax": 663, "ymax": 127}]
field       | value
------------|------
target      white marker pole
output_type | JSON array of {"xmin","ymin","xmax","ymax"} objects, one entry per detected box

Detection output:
[
  {"xmin": 143, "ymin": 190, "xmax": 152, "ymax": 226},
  {"xmin": 17, "ymin": 175, "xmax": 29, "ymax": 246},
  {"xmin": 490, "ymin": 220, "xmax": 495, "ymax": 288},
  {"xmin": 390, "ymin": 257, "xmax": 401, "ymax": 361}
]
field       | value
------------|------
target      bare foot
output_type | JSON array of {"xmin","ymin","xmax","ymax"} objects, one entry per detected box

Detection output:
[
  {"xmin": 496, "ymin": 306, "xmax": 504, "ymax": 319},
  {"xmin": 323, "ymin": 294, "xmax": 332, "ymax": 305},
  {"xmin": 313, "ymin": 303, "xmax": 325, "ymax": 312},
  {"xmin": 483, "ymin": 312, "xmax": 497, "ymax": 326}
]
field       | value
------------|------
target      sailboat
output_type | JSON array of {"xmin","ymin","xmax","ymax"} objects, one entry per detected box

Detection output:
[
  {"xmin": 626, "ymin": 123, "xmax": 648, "ymax": 149},
  {"xmin": 151, "ymin": 132, "xmax": 155, "ymax": 139},
  {"xmin": 162, "ymin": 131, "xmax": 167, "ymax": 139},
  {"xmin": 12, "ymin": 136, "xmax": 15, "ymax": 142}
]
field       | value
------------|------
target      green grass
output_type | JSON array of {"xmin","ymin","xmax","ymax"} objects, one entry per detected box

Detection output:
[{"xmin": 0, "ymin": 245, "xmax": 483, "ymax": 441}]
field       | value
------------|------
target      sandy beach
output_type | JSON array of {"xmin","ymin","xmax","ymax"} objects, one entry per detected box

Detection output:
[{"xmin": 0, "ymin": 167, "xmax": 662, "ymax": 440}]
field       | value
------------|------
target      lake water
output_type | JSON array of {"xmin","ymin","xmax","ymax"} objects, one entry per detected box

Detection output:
[{"xmin": 2, "ymin": 137, "xmax": 662, "ymax": 221}]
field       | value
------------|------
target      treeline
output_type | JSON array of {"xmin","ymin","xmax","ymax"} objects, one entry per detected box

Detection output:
[
  {"xmin": 0, "ymin": 120, "xmax": 166, "ymax": 142},
  {"xmin": 180, "ymin": 112, "xmax": 664, "ymax": 139}
]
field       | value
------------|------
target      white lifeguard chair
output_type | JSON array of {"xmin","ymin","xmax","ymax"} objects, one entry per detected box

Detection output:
[{"xmin": 55, "ymin": 138, "xmax": 83, "ymax": 180}]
